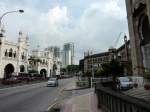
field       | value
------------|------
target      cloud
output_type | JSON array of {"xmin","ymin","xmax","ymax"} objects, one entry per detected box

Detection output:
[
  {"xmin": 0, "ymin": 0, "xmax": 128, "ymax": 64},
  {"xmin": 73, "ymin": 0, "xmax": 128, "ymax": 52}
]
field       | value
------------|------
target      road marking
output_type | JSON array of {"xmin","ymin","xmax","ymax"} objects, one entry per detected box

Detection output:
[
  {"xmin": 47, "ymin": 87, "xmax": 66, "ymax": 111},
  {"xmin": 47, "ymin": 79, "xmax": 76, "ymax": 111},
  {"xmin": 47, "ymin": 101, "xmax": 59, "ymax": 111}
]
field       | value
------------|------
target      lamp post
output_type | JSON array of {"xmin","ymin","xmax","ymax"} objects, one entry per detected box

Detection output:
[
  {"xmin": 124, "ymin": 35, "xmax": 128, "ymax": 61},
  {"xmin": 0, "ymin": 9, "xmax": 24, "ymax": 34},
  {"xmin": 0, "ymin": 10, "xmax": 24, "ymax": 75},
  {"xmin": 91, "ymin": 64, "xmax": 97, "ymax": 88},
  {"xmin": 124, "ymin": 35, "xmax": 128, "ymax": 75}
]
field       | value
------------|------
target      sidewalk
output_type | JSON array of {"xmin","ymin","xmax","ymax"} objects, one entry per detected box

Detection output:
[
  {"xmin": 63, "ymin": 78, "xmax": 89, "ymax": 91},
  {"xmin": 62, "ymin": 92, "xmax": 103, "ymax": 112}
]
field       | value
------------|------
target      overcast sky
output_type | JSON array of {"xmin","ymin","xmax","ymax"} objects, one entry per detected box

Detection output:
[{"xmin": 0, "ymin": 0, "xmax": 129, "ymax": 64}]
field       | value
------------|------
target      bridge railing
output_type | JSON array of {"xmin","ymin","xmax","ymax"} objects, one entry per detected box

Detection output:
[
  {"xmin": 95, "ymin": 84, "xmax": 150, "ymax": 112},
  {"xmin": 91, "ymin": 77, "xmax": 113, "ymax": 87}
]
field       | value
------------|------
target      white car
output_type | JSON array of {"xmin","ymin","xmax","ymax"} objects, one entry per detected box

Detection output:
[
  {"xmin": 47, "ymin": 78, "xmax": 58, "ymax": 87},
  {"xmin": 116, "ymin": 77, "xmax": 133, "ymax": 90}
]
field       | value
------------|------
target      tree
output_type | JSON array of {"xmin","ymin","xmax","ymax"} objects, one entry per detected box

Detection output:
[
  {"xmin": 66, "ymin": 65, "xmax": 79, "ymax": 73},
  {"xmin": 53, "ymin": 64, "xmax": 57, "ymax": 71},
  {"xmin": 83, "ymin": 70, "xmax": 92, "ymax": 77},
  {"xmin": 28, "ymin": 56, "xmax": 42, "ymax": 66},
  {"xmin": 98, "ymin": 59, "xmax": 123, "ymax": 77},
  {"xmin": 28, "ymin": 70, "xmax": 38, "ymax": 73},
  {"xmin": 53, "ymin": 63, "xmax": 57, "ymax": 75},
  {"xmin": 95, "ymin": 68, "xmax": 103, "ymax": 77},
  {"xmin": 109, "ymin": 59, "xmax": 123, "ymax": 77}
]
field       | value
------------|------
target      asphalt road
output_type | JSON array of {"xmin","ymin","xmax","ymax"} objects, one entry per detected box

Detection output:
[{"xmin": 0, "ymin": 78, "xmax": 74, "ymax": 112}]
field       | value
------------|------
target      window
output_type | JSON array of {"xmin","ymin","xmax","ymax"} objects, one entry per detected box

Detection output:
[
  {"xmin": 9, "ymin": 48, "xmax": 13, "ymax": 57},
  {"xmin": 14, "ymin": 51, "xmax": 16, "ymax": 58},
  {"xmin": 22, "ymin": 52, "xmax": 25, "ymax": 59},
  {"xmin": 5, "ymin": 49, "xmax": 8, "ymax": 57}
]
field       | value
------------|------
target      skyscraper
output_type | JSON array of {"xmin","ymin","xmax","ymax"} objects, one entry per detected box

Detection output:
[{"xmin": 62, "ymin": 43, "xmax": 74, "ymax": 68}]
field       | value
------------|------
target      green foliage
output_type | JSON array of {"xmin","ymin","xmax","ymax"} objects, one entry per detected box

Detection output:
[
  {"xmin": 96, "ymin": 59, "xmax": 123, "ymax": 77},
  {"xmin": 66, "ymin": 65, "xmax": 79, "ymax": 73},
  {"xmin": 28, "ymin": 70, "xmax": 38, "ymax": 73},
  {"xmin": 83, "ymin": 70, "xmax": 92, "ymax": 77},
  {"xmin": 28, "ymin": 56, "xmax": 42, "ymax": 64},
  {"xmin": 53, "ymin": 64, "xmax": 57, "ymax": 71},
  {"xmin": 95, "ymin": 68, "xmax": 103, "ymax": 77},
  {"xmin": 144, "ymin": 70, "xmax": 150, "ymax": 81},
  {"xmin": 60, "ymin": 68, "xmax": 66, "ymax": 72},
  {"xmin": 110, "ymin": 59, "xmax": 123, "ymax": 76}
]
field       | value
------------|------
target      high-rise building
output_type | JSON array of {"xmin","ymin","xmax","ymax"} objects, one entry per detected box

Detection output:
[
  {"xmin": 46, "ymin": 46, "xmax": 60, "ymax": 58},
  {"xmin": 62, "ymin": 43, "xmax": 74, "ymax": 68}
]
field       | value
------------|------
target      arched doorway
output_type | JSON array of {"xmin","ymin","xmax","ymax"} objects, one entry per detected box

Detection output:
[
  {"xmin": 4, "ymin": 64, "xmax": 15, "ymax": 79},
  {"xmin": 20, "ymin": 65, "xmax": 25, "ymax": 72},
  {"xmin": 139, "ymin": 15, "xmax": 150, "ymax": 70},
  {"xmin": 40, "ymin": 69, "xmax": 47, "ymax": 78}
]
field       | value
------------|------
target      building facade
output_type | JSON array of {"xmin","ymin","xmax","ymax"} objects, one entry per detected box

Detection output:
[
  {"xmin": 83, "ymin": 41, "xmax": 132, "ymax": 74},
  {"xmin": 62, "ymin": 43, "xmax": 74, "ymax": 68},
  {"xmin": 0, "ymin": 31, "xmax": 29, "ymax": 79},
  {"xmin": 117, "ymin": 40, "xmax": 132, "ymax": 75},
  {"xmin": 29, "ymin": 46, "xmax": 61, "ymax": 78},
  {"xmin": 84, "ymin": 49, "xmax": 116, "ymax": 73},
  {"xmin": 126, "ymin": 0, "xmax": 150, "ymax": 75}
]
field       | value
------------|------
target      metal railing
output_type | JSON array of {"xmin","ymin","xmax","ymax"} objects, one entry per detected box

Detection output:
[
  {"xmin": 91, "ymin": 77, "xmax": 113, "ymax": 87},
  {"xmin": 95, "ymin": 84, "xmax": 150, "ymax": 112}
]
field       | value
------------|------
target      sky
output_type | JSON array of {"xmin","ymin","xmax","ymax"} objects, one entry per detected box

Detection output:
[{"xmin": 0, "ymin": 0, "xmax": 129, "ymax": 64}]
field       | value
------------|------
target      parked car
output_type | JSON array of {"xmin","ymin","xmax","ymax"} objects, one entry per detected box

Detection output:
[
  {"xmin": 115, "ymin": 77, "xmax": 133, "ymax": 90},
  {"xmin": 2, "ymin": 77, "xmax": 21, "ymax": 85},
  {"xmin": 47, "ymin": 78, "xmax": 58, "ymax": 87},
  {"xmin": 17, "ymin": 73, "xmax": 33, "ymax": 81}
]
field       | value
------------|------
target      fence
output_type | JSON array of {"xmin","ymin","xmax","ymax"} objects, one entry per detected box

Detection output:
[
  {"xmin": 95, "ymin": 84, "xmax": 150, "ymax": 112},
  {"xmin": 91, "ymin": 77, "xmax": 113, "ymax": 87}
]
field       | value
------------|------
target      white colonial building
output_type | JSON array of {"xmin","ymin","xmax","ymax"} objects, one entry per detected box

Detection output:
[
  {"xmin": 29, "ymin": 46, "xmax": 61, "ymax": 78},
  {"xmin": 0, "ymin": 31, "xmax": 29, "ymax": 79}
]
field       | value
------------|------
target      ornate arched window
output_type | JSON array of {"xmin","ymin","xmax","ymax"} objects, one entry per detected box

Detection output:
[
  {"xmin": 9, "ymin": 48, "xmax": 13, "ymax": 57},
  {"xmin": 5, "ymin": 49, "xmax": 8, "ymax": 57},
  {"xmin": 43, "ymin": 59, "xmax": 45, "ymax": 64},
  {"xmin": 14, "ymin": 51, "xmax": 16, "ymax": 58},
  {"xmin": 22, "ymin": 52, "xmax": 25, "ymax": 59}
]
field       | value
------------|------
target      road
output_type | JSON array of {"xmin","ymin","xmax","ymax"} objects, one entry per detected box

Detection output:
[{"xmin": 0, "ymin": 78, "xmax": 74, "ymax": 112}]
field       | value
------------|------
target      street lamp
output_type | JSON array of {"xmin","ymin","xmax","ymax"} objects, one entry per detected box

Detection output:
[
  {"xmin": 91, "ymin": 64, "xmax": 97, "ymax": 88},
  {"xmin": 124, "ymin": 35, "xmax": 128, "ymax": 61},
  {"xmin": 0, "ymin": 9, "xmax": 24, "ymax": 34},
  {"xmin": 124, "ymin": 35, "xmax": 127, "ymax": 43},
  {"xmin": 124, "ymin": 34, "xmax": 129, "ymax": 75}
]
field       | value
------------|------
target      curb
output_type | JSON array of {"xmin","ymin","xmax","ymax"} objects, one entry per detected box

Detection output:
[{"xmin": 63, "ymin": 87, "xmax": 90, "ymax": 91}]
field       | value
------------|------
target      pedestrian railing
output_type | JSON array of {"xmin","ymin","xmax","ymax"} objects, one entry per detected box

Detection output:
[
  {"xmin": 95, "ymin": 84, "xmax": 150, "ymax": 112},
  {"xmin": 91, "ymin": 77, "xmax": 113, "ymax": 87}
]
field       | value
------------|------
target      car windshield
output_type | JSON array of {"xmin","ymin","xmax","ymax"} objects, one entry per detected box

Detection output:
[
  {"xmin": 119, "ymin": 77, "xmax": 130, "ymax": 82},
  {"xmin": 49, "ymin": 78, "xmax": 56, "ymax": 81}
]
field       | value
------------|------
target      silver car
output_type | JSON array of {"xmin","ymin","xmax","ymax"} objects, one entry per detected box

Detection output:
[
  {"xmin": 116, "ymin": 77, "xmax": 133, "ymax": 90},
  {"xmin": 47, "ymin": 78, "xmax": 58, "ymax": 87}
]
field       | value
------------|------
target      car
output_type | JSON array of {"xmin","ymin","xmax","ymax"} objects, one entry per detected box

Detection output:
[
  {"xmin": 116, "ymin": 77, "xmax": 133, "ymax": 90},
  {"xmin": 47, "ymin": 78, "xmax": 58, "ymax": 87}
]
